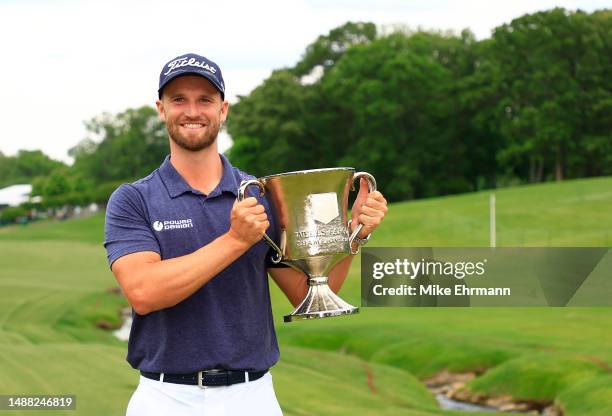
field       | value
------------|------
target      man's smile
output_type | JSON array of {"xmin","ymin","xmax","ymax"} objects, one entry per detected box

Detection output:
[{"xmin": 181, "ymin": 123, "xmax": 206, "ymax": 129}]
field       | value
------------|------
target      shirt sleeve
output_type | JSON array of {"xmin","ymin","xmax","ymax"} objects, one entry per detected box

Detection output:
[{"xmin": 104, "ymin": 184, "xmax": 161, "ymax": 268}]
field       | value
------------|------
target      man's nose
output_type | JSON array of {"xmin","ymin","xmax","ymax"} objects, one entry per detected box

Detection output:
[{"xmin": 185, "ymin": 101, "xmax": 199, "ymax": 117}]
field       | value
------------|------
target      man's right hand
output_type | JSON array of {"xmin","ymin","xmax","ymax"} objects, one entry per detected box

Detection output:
[{"xmin": 228, "ymin": 197, "xmax": 269, "ymax": 247}]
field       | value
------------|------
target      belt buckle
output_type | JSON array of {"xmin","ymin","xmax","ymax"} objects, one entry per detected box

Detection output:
[{"xmin": 197, "ymin": 368, "xmax": 224, "ymax": 389}]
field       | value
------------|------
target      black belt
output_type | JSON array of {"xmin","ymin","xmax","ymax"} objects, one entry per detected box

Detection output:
[{"xmin": 140, "ymin": 369, "xmax": 267, "ymax": 387}]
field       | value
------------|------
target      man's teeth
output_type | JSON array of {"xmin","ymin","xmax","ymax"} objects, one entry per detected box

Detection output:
[{"xmin": 183, "ymin": 123, "xmax": 204, "ymax": 128}]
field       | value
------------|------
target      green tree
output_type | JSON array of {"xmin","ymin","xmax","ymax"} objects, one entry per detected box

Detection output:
[
  {"xmin": 70, "ymin": 106, "xmax": 167, "ymax": 183},
  {"xmin": 491, "ymin": 8, "xmax": 612, "ymax": 182},
  {"xmin": 293, "ymin": 22, "xmax": 377, "ymax": 77},
  {"xmin": 320, "ymin": 32, "xmax": 473, "ymax": 200},
  {"xmin": 0, "ymin": 150, "xmax": 65, "ymax": 188},
  {"xmin": 227, "ymin": 70, "xmax": 310, "ymax": 175}
]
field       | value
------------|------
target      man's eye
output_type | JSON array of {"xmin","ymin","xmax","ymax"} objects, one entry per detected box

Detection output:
[{"xmin": 173, "ymin": 97, "xmax": 184, "ymax": 102}]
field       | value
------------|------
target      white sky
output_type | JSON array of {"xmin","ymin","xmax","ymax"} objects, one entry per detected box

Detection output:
[{"xmin": 0, "ymin": 0, "xmax": 607, "ymax": 163}]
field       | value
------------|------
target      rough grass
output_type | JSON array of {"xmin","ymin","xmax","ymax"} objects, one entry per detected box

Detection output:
[{"xmin": 558, "ymin": 375, "xmax": 612, "ymax": 416}]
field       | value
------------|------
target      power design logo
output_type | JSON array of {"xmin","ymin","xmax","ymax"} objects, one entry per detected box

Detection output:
[{"xmin": 152, "ymin": 219, "xmax": 194, "ymax": 231}]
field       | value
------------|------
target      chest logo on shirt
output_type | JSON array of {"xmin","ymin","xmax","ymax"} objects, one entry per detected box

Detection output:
[{"xmin": 152, "ymin": 219, "xmax": 194, "ymax": 231}]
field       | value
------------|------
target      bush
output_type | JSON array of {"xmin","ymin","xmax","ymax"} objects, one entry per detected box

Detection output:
[{"xmin": 0, "ymin": 206, "xmax": 28, "ymax": 224}]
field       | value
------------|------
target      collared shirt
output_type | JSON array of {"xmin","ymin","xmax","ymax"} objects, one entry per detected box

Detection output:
[{"xmin": 104, "ymin": 154, "xmax": 280, "ymax": 373}]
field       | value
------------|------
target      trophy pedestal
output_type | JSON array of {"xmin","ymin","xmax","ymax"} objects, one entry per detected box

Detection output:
[{"xmin": 283, "ymin": 276, "xmax": 359, "ymax": 322}]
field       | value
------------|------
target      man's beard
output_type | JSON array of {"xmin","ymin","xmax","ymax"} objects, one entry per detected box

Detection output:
[{"xmin": 166, "ymin": 118, "xmax": 220, "ymax": 151}]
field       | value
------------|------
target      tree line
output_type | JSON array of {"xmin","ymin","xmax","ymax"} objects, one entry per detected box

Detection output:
[
  {"xmin": 227, "ymin": 9, "xmax": 611, "ymax": 201},
  {"xmin": 0, "ymin": 107, "xmax": 167, "ymax": 222},
  {"xmin": 0, "ymin": 7, "xmax": 610, "ymax": 221}
]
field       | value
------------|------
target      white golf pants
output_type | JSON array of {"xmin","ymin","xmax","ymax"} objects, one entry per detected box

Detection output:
[{"xmin": 126, "ymin": 372, "xmax": 283, "ymax": 415}]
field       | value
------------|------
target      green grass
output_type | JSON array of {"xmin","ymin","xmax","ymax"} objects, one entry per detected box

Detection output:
[
  {"xmin": 1, "ymin": 176, "xmax": 612, "ymax": 415},
  {"xmin": 559, "ymin": 375, "xmax": 612, "ymax": 416},
  {"xmin": 468, "ymin": 353, "xmax": 606, "ymax": 400},
  {"xmin": 0, "ymin": 213, "xmax": 104, "ymax": 244},
  {"xmin": 377, "ymin": 176, "xmax": 612, "ymax": 246}
]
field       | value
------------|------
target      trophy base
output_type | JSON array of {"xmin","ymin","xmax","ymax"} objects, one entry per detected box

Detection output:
[{"xmin": 283, "ymin": 278, "xmax": 359, "ymax": 322}]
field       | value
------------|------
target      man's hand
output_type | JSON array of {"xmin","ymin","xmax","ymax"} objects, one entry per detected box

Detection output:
[
  {"xmin": 351, "ymin": 178, "xmax": 388, "ymax": 239},
  {"xmin": 228, "ymin": 197, "xmax": 270, "ymax": 247}
]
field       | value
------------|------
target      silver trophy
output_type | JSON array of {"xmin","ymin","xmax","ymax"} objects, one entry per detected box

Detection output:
[{"xmin": 237, "ymin": 168, "xmax": 376, "ymax": 322}]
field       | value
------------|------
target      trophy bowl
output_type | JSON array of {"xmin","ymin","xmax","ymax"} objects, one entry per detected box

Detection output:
[{"xmin": 238, "ymin": 168, "xmax": 376, "ymax": 322}]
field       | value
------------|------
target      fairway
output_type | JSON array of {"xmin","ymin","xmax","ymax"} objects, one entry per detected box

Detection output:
[{"xmin": 1, "ymin": 177, "xmax": 611, "ymax": 415}]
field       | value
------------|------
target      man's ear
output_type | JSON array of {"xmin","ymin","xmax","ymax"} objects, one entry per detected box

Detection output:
[
  {"xmin": 155, "ymin": 99, "xmax": 166, "ymax": 122},
  {"xmin": 220, "ymin": 101, "xmax": 229, "ymax": 124}
]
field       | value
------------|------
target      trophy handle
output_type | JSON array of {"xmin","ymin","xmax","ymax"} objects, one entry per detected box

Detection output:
[
  {"xmin": 237, "ymin": 179, "xmax": 283, "ymax": 264},
  {"xmin": 348, "ymin": 172, "xmax": 377, "ymax": 255}
]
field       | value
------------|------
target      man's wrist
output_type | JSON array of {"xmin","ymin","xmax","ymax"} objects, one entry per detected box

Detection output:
[{"xmin": 221, "ymin": 230, "xmax": 252, "ymax": 253}]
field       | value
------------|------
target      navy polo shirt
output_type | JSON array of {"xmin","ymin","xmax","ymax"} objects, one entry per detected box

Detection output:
[{"xmin": 104, "ymin": 154, "xmax": 280, "ymax": 373}]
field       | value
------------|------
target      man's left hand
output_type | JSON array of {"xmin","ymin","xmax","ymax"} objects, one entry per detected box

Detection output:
[{"xmin": 351, "ymin": 178, "xmax": 388, "ymax": 239}]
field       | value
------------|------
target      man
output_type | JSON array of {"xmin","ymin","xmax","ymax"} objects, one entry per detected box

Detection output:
[{"xmin": 104, "ymin": 53, "xmax": 388, "ymax": 416}]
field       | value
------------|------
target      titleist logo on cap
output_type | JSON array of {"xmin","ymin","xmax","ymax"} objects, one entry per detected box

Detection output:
[
  {"xmin": 163, "ymin": 57, "xmax": 217, "ymax": 76},
  {"xmin": 158, "ymin": 53, "xmax": 225, "ymax": 99}
]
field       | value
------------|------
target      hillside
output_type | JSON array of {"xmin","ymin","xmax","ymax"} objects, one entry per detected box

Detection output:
[{"xmin": 1, "ymin": 177, "xmax": 611, "ymax": 415}]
